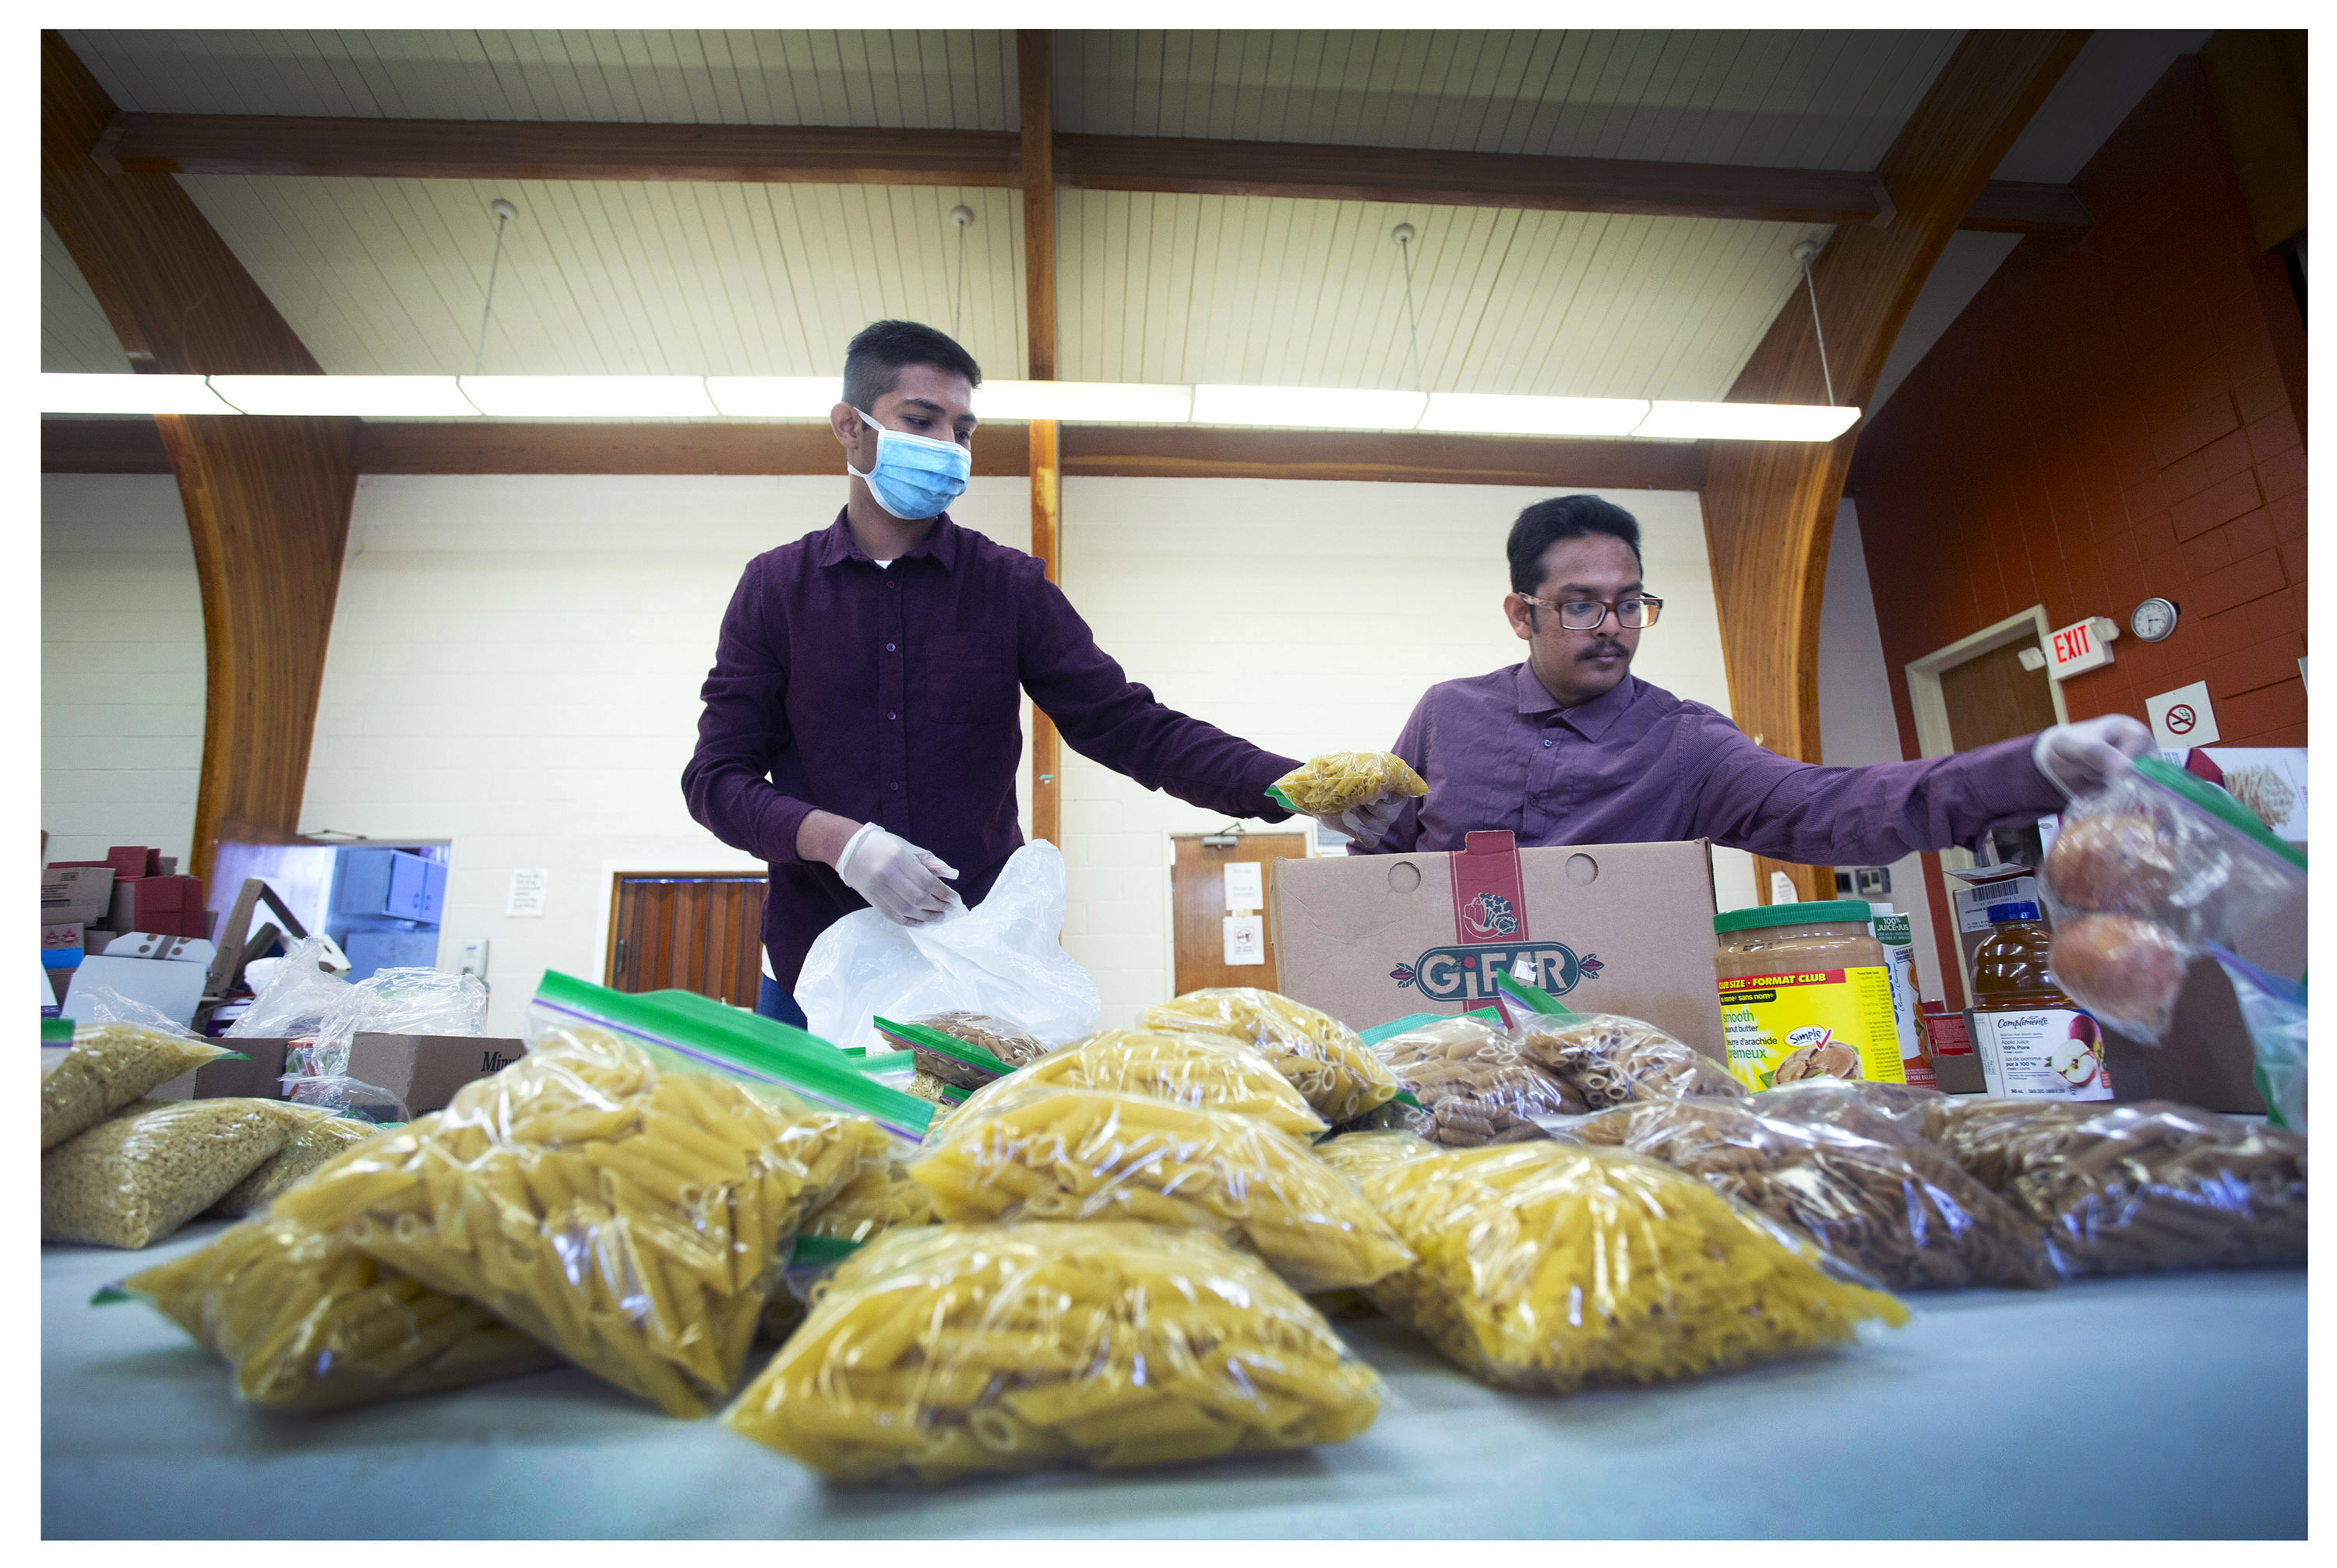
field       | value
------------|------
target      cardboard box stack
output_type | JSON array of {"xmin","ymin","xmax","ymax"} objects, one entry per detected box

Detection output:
[{"xmin": 42, "ymin": 845, "xmax": 215, "ymax": 1027}]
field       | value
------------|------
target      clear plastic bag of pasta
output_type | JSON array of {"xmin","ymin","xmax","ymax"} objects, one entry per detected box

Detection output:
[
  {"xmin": 1510, "ymin": 1010, "xmax": 1746, "ymax": 1109},
  {"xmin": 874, "ymin": 1011, "xmax": 1049, "ymax": 1091},
  {"xmin": 45, "ymin": 1097, "xmax": 305, "ymax": 1249},
  {"xmin": 1315, "ymin": 1129, "xmax": 1440, "ymax": 1180},
  {"xmin": 1355, "ymin": 1141, "xmax": 1907, "ymax": 1393},
  {"xmin": 42, "ymin": 1002, "xmax": 244, "ymax": 1150},
  {"xmin": 1141, "ymin": 987, "xmax": 1398, "ymax": 1124},
  {"xmin": 1751, "ymin": 1078, "xmax": 1947, "ymax": 1148},
  {"xmin": 1371, "ymin": 1013, "xmax": 1579, "ymax": 1147},
  {"xmin": 271, "ymin": 1025, "xmax": 893, "ymax": 1416},
  {"xmin": 1553, "ymin": 1098, "xmax": 2059, "ymax": 1291},
  {"xmin": 935, "ymin": 1028, "xmax": 1327, "ymax": 1141},
  {"xmin": 1927, "ymin": 1097, "xmax": 2306, "ymax": 1277},
  {"xmin": 106, "ymin": 1211, "xmax": 559, "ymax": 1412},
  {"xmin": 210, "ymin": 1111, "xmax": 386, "ymax": 1219},
  {"xmin": 1267, "ymin": 751, "xmax": 1429, "ymax": 817},
  {"xmin": 908, "ymin": 1084, "xmax": 1413, "ymax": 1293},
  {"xmin": 726, "ymin": 1221, "xmax": 1384, "ymax": 1485},
  {"xmin": 2037, "ymin": 756, "xmax": 2306, "ymax": 1043}
]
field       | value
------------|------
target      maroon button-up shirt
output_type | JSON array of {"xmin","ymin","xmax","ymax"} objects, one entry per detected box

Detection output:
[
  {"xmin": 683, "ymin": 510, "xmax": 1299, "ymax": 988},
  {"xmin": 1362, "ymin": 664, "xmax": 2062, "ymax": 862}
]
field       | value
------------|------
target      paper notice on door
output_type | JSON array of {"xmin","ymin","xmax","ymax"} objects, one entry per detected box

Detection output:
[
  {"xmin": 1223, "ymin": 913, "xmax": 1266, "ymax": 966},
  {"xmin": 1223, "ymin": 861, "xmax": 1265, "ymax": 914},
  {"xmin": 506, "ymin": 868, "xmax": 549, "ymax": 918}
]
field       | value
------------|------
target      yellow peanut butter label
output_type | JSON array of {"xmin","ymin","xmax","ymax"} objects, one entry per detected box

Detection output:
[{"xmin": 1716, "ymin": 965, "xmax": 1905, "ymax": 1090}]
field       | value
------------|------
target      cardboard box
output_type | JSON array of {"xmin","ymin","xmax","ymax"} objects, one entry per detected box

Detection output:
[
  {"xmin": 61, "ymin": 953, "xmax": 209, "ymax": 1027},
  {"xmin": 1923, "ymin": 1006, "xmax": 1986, "ymax": 1095},
  {"xmin": 106, "ymin": 846, "xmax": 164, "ymax": 881},
  {"xmin": 1269, "ymin": 832, "xmax": 1727, "ymax": 1055},
  {"xmin": 345, "ymin": 1033, "xmax": 528, "ymax": 1115},
  {"xmin": 150, "ymin": 1039, "xmax": 291, "ymax": 1101},
  {"xmin": 41, "ymin": 922, "xmax": 84, "ymax": 969},
  {"xmin": 105, "ymin": 874, "xmax": 207, "ymax": 939},
  {"xmin": 41, "ymin": 866, "xmax": 115, "ymax": 927}
]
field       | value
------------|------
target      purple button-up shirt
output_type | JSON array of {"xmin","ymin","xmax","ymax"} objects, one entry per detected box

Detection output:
[
  {"xmin": 1360, "ymin": 664, "xmax": 2062, "ymax": 862},
  {"xmin": 683, "ymin": 510, "xmax": 1299, "ymax": 988}
]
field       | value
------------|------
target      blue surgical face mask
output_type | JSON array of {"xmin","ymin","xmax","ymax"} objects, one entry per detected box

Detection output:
[{"xmin": 848, "ymin": 407, "xmax": 971, "ymax": 520}]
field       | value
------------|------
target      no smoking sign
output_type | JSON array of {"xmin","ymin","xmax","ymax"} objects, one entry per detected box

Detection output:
[{"xmin": 2146, "ymin": 682, "xmax": 2219, "ymax": 749}]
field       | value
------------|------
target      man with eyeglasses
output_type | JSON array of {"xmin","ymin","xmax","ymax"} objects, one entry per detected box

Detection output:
[{"xmin": 1356, "ymin": 493, "xmax": 2149, "ymax": 863}]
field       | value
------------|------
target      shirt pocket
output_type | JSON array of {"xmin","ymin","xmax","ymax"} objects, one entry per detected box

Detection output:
[{"xmin": 917, "ymin": 631, "xmax": 1019, "ymax": 728}]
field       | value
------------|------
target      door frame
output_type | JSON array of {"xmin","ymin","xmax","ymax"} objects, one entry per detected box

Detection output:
[
  {"xmin": 597, "ymin": 854, "xmax": 766, "ymax": 988},
  {"xmin": 1903, "ymin": 603, "xmax": 2068, "ymax": 758},
  {"xmin": 1902, "ymin": 604, "xmax": 2069, "ymax": 1005}
]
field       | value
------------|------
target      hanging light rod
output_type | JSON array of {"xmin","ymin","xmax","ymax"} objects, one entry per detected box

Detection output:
[{"xmin": 38, "ymin": 373, "xmax": 1860, "ymax": 442}]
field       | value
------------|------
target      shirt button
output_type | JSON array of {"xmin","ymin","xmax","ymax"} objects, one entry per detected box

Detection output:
[
  {"xmin": 889, "ymin": 781, "xmax": 901, "ymax": 791},
  {"xmin": 1542, "ymin": 738, "xmax": 1554, "ymax": 748},
  {"xmin": 888, "ymin": 712, "xmax": 898, "ymax": 721},
  {"xmin": 885, "ymin": 642, "xmax": 897, "ymax": 652}
]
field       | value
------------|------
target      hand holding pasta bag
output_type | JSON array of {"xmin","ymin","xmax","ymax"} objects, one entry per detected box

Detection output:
[
  {"xmin": 909, "ymin": 1084, "xmax": 1414, "ymax": 1293},
  {"xmin": 726, "ymin": 1222, "xmax": 1384, "ymax": 1484},
  {"xmin": 271, "ymin": 1025, "xmax": 892, "ymax": 1416},
  {"xmin": 934, "ymin": 1028, "xmax": 1328, "ymax": 1141},
  {"xmin": 1355, "ymin": 1141, "xmax": 1907, "ymax": 1393},
  {"xmin": 1268, "ymin": 751, "xmax": 1429, "ymax": 848},
  {"xmin": 109, "ymin": 1212, "xmax": 560, "ymax": 1412},
  {"xmin": 1141, "ymin": 987, "xmax": 1399, "ymax": 1124}
]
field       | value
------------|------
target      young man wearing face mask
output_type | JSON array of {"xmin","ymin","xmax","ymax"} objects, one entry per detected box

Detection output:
[
  {"xmin": 683, "ymin": 320, "xmax": 1396, "ymax": 1024},
  {"xmin": 1356, "ymin": 493, "xmax": 2152, "ymax": 865}
]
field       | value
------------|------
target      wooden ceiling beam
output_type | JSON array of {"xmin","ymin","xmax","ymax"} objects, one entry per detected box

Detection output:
[
  {"xmin": 44, "ymin": 417, "xmax": 1707, "ymax": 491},
  {"xmin": 44, "ymin": 30, "xmax": 358, "ymax": 884},
  {"xmin": 93, "ymin": 109, "xmax": 2078, "ymax": 234},
  {"xmin": 1698, "ymin": 30, "xmax": 2088, "ymax": 907}
]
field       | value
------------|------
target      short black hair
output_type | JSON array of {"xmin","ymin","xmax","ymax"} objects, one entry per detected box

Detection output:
[
  {"xmin": 1506, "ymin": 495, "xmax": 1644, "ymax": 594},
  {"xmin": 842, "ymin": 319, "xmax": 982, "ymax": 411}
]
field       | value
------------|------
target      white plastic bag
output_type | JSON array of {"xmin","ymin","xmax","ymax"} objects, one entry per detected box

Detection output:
[
  {"xmin": 294, "ymin": 967, "xmax": 491, "ymax": 1076},
  {"xmin": 795, "ymin": 841, "xmax": 1100, "ymax": 1056},
  {"xmin": 227, "ymin": 937, "xmax": 351, "ymax": 1040}
]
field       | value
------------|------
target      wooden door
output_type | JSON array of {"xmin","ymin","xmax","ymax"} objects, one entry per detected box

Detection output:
[
  {"xmin": 1169, "ymin": 833, "xmax": 1310, "ymax": 995},
  {"xmin": 1940, "ymin": 639, "xmax": 2059, "ymax": 750},
  {"xmin": 605, "ymin": 874, "xmax": 765, "ymax": 1006}
]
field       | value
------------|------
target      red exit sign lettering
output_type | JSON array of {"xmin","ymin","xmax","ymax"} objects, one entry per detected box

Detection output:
[{"xmin": 2045, "ymin": 617, "xmax": 2116, "ymax": 679}]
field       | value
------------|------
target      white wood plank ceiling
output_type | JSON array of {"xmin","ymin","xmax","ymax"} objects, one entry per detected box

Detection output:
[{"xmin": 48, "ymin": 30, "xmax": 1962, "ymax": 399}]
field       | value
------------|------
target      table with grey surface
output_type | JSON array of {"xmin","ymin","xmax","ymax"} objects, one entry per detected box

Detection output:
[{"xmin": 44, "ymin": 1221, "xmax": 2306, "ymax": 1538}]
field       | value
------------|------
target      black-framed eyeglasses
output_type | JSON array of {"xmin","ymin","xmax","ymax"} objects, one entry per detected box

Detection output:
[{"xmin": 1521, "ymin": 594, "xmax": 1665, "ymax": 631}]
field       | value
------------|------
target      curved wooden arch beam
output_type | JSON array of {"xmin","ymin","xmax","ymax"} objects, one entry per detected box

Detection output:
[
  {"xmin": 1701, "ymin": 30, "xmax": 2087, "ymax": 904},
  {"xmin": 43, "ymin": 31, "xmax": 357, "ymax": 882}
]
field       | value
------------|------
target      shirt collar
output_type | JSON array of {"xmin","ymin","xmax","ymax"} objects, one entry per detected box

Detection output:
[
  {"xmin": 812, "ymin": 508, "xmax": 961, "ymax": 573},
  {"xmin": 1514, "ymin": 662, "xmax": 1639, "ymax": 742}
]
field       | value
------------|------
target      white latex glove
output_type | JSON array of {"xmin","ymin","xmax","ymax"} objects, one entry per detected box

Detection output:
[
  {"xmin": 2032, "ymin": 714, "xmax": 2154, "ymax": 798},
  {"xmin": 833, "ymin": 823, "xmax": 961, "ymax": 926},
  {"xmin": 1317, "ymin": 792, "xmax": 1408, "ymax": 851}
]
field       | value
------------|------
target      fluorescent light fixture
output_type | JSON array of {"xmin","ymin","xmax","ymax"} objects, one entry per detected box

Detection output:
[
  {"xmin": 705, "ymin": 377, "xmax": 841, "ymax": 417},
  {"xmin": 974, "ymin": 381, "xmax": 1196, "ymax": 423},
  {"xmin": 1419, "ymin": 393, "xmax": 1651, "ymax": 437},
  {"xmin": 42, "ymin": 373, "xmax": 239, "ymax": 415},
  {"xmin": 208, "ymin": 375, "xmax": 478, "ymax": 416},
  {"xmin": 1191, "ymin": 384, "xmax": 1428, "ymax": 430},
  {"xmin": 456, "ymin": 375, "xmax": 717, "ymax": 418},
  {"xmin": 1634, "ymin": 400, "xmax": 1862, "ymax": 442}
]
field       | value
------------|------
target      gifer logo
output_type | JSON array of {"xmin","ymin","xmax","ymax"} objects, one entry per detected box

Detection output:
[{"xmin": 1388, "ymin": 943, "xmax": 1605, "ymax": 1003}]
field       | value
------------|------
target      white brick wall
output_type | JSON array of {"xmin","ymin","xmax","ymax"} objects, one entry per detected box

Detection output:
[
  {"xmin": 41, "ymin": 474, "xmax": 205, "ymax": 867},
  {"xmin": 42, "ymin": 469, "xmax": 1775, "ymax": 1038}
]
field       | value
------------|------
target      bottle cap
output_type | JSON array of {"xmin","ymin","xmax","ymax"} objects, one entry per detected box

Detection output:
[{"xmin": 1985, "ymin": 900, "xmax": 2043, "ymax": 923}]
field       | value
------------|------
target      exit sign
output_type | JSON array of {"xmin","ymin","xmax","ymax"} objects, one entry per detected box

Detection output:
[{"xmin": 2045, "ymin": 616, "xmax": 2117, "ymax": 680}]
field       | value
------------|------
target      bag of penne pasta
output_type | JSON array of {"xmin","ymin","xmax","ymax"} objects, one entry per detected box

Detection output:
[
  {"xmin": 932, "ymin": 1028, "xmax": 1328, "ymax": 1141},
  {"xmin": 1355, "ymin": 1141, "xmax": 1907, "ymax": 1393},
  {"xmin": 908, "ymin": 1084, "xmax": 1413, "ymax": 1293},
  {"xmin": 1925, "ymin": 1098, "xmax": 2307, "ymax": 1277},
  {"xmin": 727, "ymin": 1221, "xmax": 1384, "ymax": 1484},
  {"xmin": 528, "ymin": 970, "xmax": 935, "ymax": 1151},
  {"xmin": 1549, "ymin": 1098, "xmax": 2059, "ymax": 1291},
  {"xmin": 104, "ymin": 1211, "xmax": 560, "ymax": 1411},
  {"xmin": 1140, "ymin": 987, "xmax": 1400, "ymax": 1123},
  {"xmin": 272, "ymin": 1024, "xmax": 893, "ymax": 1416}
]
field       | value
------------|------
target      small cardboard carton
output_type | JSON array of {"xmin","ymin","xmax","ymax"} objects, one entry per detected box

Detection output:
[
  {"xmin": 1268, "ymin": 832, "xmax": 1727, "ymax": 1056},
  {"xmin": 41, "ymin": 922, "xmax": 84, "ymax": 969},
  {"xmin": 41, "ymin": 866, "xmax": 115, "ymax": 927},
  {"xmin": 106, "ymin": 875, "xmax": 207, "ymax": 940},
  {"xmin": 150, "ymin": 1038, "xmax": 292, "ymax": 1101},
  {"xmin": 346, "ymin": 1033, "xmax": 528, "ymax": 1115}
]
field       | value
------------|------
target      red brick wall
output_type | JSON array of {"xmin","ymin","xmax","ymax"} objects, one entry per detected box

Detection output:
[{"xmin": 1847, "ymin": 54, "xmax": 2307, "ymax": 1006}]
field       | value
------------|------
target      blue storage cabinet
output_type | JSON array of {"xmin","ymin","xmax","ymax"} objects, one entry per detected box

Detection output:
[
  {"xmin": 337, "ymin": 850, "xmax": 446, "ymax": 921},
  {"xmin": 344, "ymin": 928, "xmax": 443, "ymax": 975}
]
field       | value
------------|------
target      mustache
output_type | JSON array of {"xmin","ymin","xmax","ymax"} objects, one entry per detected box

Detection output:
[{"xmin": 1577, "ymin": 640, "xmax": 1628, "ymax": 661}]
